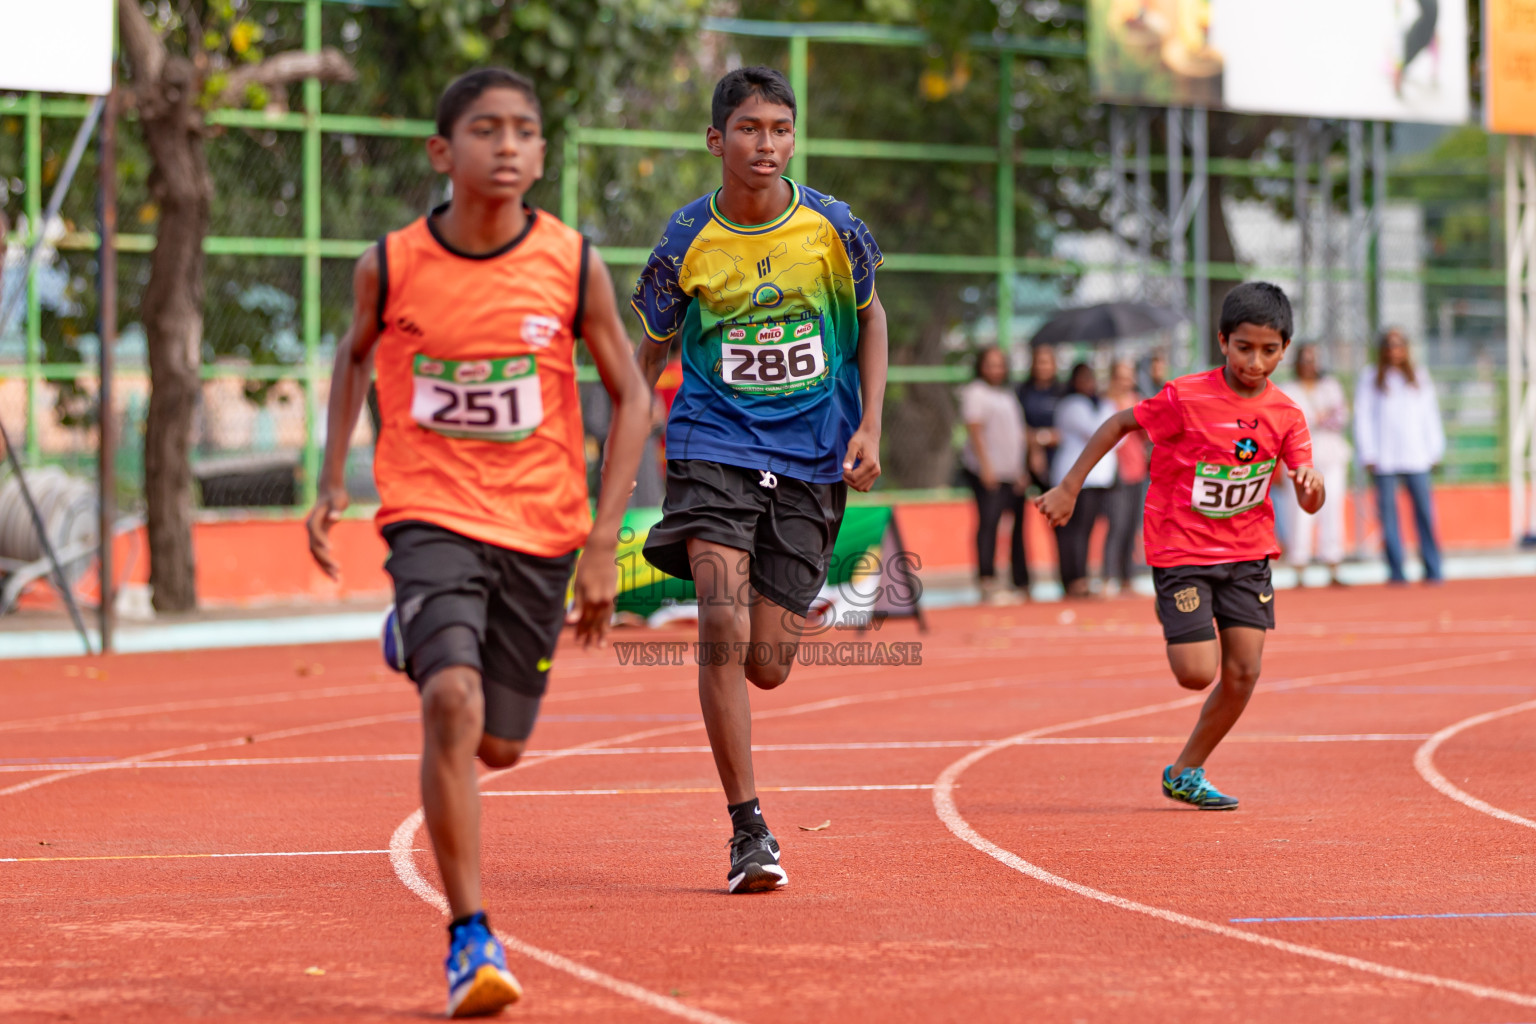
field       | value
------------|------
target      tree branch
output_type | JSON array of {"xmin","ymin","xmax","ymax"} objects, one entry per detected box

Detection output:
[
  {"xmin": 117, "ymin": 0, "xmax": 168, "ymax": 85},
  {"xmin": 218, "ymin": 49, "xmax": 357, "ymax": 105}
]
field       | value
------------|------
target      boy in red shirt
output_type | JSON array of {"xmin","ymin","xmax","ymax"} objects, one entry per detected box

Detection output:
[{"xmin": 1037, "ymin": 282, "xmax": 1324, "ymax": 809}]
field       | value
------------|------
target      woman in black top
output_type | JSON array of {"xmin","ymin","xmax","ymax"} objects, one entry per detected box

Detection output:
[{"xmin": 1016, "ymin": 345, "xmax": 1064, "ymax": 486}]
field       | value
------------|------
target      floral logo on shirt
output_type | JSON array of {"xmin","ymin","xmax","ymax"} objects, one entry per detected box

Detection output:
[{"xmin": 1234, "ymin": 437, "xmax": 1259, "ymax": 463}]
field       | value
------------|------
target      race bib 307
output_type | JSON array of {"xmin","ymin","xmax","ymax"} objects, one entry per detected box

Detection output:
[{"xmin": 1190, "ymin": 458, "xmax": 1277, "ymax": 518}]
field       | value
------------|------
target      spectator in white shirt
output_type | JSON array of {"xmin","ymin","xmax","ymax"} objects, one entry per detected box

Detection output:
[
  {"xmin": 1279, "ymin": 344, "xmax": 1351, "ymax": 585},
  {"xmin": 1052, "ymin": 362, "xmax": 1117, "ymax": 597},
  {"xmin": 959, "ymin": 347, "xmax": 1030, "ymax": 604},
  {"xmin": 1354, "ymin": 328, "xmax": 1445, "ymax": 582}
]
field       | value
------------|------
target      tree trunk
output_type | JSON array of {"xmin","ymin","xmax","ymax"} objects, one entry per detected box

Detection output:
[{"xmin": 138, "ymin": 57, "xmax": 210, "ymax": 612}]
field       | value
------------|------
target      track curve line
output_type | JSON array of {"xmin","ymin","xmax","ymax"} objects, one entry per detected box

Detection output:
[
  {"xmin": 0, "ymin": 710, "xmax": 416, "ymax": 798},
  {"xmin": 932, "ymin": 654, "xmax": 1536, "ymax": 1010},
  {"xmin": 388, "ymin": 811, "xmax": 743, "ymax": 1024},
  {"xmin": 388, "ymin": 649, "xmax": 1518, "ymax": 1016},
  {"xmin": 385, "ymin": 666, "xmax": 1140, "ymax": 1019},
  {"xmin": 1413, "ymin": 698, "xmax": 1536, "ymax": 830}
]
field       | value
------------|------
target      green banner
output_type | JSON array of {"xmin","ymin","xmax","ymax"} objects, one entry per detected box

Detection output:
[{"xmin": 611, "ymin": 505, "xmax": 893, "ymax": 618}]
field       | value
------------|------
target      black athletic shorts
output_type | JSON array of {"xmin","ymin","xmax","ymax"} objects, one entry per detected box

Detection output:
[
  {"xmin": 383, "ymin": 520, "xmax": 575, "ymax": 741},
  {"xmin": 1152, "ymin": 558, "xmax": 1275, "ymax": 644},
  {"xmin": 642, "ymin": 459, "xmax": 847, "ymax": 617}
]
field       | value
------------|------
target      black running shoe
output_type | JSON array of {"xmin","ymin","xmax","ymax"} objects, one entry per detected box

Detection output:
[{"xmin": 727, "ymin": 826, "xmax": 787, "ymax": 894}]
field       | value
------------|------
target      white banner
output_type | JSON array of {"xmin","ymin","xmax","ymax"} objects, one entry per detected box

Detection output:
[
  {"xmin": 0, "ymin": 0, "xmax": 113, "ymax": 96},
  {"xmin": 1212, "ymin": 0, "xmax": 1469, "ymax": 124}
]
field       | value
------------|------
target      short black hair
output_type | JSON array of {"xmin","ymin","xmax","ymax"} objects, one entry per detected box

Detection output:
[
  {"xmin": 435, "ymin": 68, "xmax": 542, "ymax": 139},
  {"xmin": 711, "ymin": 66, "xmax": 796, "ymax": 131},
  {"xmin": 1219, "ymin": 281, "xmax": 1293, "ymax": 342}
]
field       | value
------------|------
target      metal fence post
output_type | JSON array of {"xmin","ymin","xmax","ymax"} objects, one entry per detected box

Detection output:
[
  {"xmin": 98, "ymin": 86, "xmax": 117, "ymax": 653},
  {"xmin": 1166, "ymin": 107, "xmax": 1185, "ymax": 368},
  {"xmin": 1191, "ymin": 107, "xmax": 1208, "ymax": 366},
  {"xmin": 301, "ymin": 0, "xmax": 323, "ymax": 507},
  {"xmin": 789, "ymin": 33, "xmax": 808, "ymax": 184},
  {"xmin": 24, "ymin": 92, "xmax": 41, "ymax": 464},
  {"xmin": 996, "ymin": 55, "xmax": 1015, "ymax": 354},
  {"xmin": 561, "ymin": 119, "xmax": 579, "ymax": 228}
]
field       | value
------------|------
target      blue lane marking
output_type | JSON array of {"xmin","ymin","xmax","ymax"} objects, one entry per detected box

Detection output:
[{"xmin": 1232, "ymin": 911, "xmax": 1536, "ymax": 923}]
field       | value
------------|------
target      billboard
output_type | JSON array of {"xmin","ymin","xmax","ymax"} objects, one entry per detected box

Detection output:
[
  {"xmin": 0, "ymin": 0, "xmax": 114, "ymax": 96},
  {"xmin": 1089, "ymin": 0, "xmax": 1470, "ymax": 125},
  {"xmin": 1485, "ymin": 0, "xmax": 1536, "ymax": 135}
]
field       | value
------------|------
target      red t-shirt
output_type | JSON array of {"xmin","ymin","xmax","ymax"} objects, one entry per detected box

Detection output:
[{"xmin": 1133, "ymin": 367, "xmax": 1313, "ymax": 568}]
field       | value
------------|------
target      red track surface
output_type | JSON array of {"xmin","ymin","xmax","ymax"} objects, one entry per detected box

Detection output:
[{"xmin": 3, "ymin": 579, "xmax": 1534, "ymax": 1022}]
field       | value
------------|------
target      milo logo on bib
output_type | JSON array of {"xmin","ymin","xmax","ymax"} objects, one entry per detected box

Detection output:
[
  {"xmin": 410, "ymin": 354, "xmax": 543, "ymax": 442},
  {"xmin": 1191, "ymin": 458, "xmax": 1277, "ymax": 519},
  {"xmin": 719, "ymin": 316, "xmax": 829, "ymax": 396}
]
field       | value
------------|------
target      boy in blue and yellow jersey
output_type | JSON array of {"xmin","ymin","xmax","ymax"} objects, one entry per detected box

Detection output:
[{"xmin": 632, "ymin": 66, "xmax": 889, "ymax": 894}]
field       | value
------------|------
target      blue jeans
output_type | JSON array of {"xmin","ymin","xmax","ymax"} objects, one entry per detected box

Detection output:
[{"xmin": 1373, "ymin": 471, "xmax": 1443, "ymax": 582}]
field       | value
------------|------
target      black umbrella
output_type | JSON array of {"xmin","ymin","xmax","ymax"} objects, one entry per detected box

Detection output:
[{"xmin": 1029, "ymin": 301, "xmax": 1183, "ymax": 346}]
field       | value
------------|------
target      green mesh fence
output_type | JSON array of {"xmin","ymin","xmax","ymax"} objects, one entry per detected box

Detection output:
[{"xmin": 0, "ymin": 5, "xmax": 1514, "ymax": 518}]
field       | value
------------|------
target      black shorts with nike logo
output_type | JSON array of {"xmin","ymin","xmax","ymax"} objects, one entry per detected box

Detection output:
[{"xmin": 1151, "ymin": 558, "xmax": 1275, "ymax": 644}]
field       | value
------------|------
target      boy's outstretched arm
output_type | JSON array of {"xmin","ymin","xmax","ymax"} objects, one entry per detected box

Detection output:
[
  {"xmin": 844, "ymin": 289, "xmax": 888, "ymax": 492},
  {"xmin": 305, "ymin": 248, "xmax": 382, "ymax": 580},
  {"xmin": 568, "ymin": 251, "xmax": 651, "ymax": 648},
  {"xmin": 1034, "ymin": 408, "xmax": 1139, "ymax": 527}
]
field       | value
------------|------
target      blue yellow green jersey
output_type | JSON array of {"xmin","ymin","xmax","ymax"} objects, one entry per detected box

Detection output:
[{"xmin": 630, "ymin": 179, "xmax": 882, "ymax": 484}]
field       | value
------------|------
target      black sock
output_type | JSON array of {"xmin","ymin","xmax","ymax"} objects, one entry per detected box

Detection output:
[
  {"xmin": 448, "ymin": 911, "xmax": 485, "ymax": 938},
  {"xmin": 728, "ymin": 797, "xmax": 766, "ymax": 833}
]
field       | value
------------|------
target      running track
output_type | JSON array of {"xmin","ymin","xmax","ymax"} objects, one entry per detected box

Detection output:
[{"xmin": 2, "ymin": 578, "xmax": 1533, "ymax": 1022}]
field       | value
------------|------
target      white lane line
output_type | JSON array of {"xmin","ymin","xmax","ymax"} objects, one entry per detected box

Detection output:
[
  {"xmin": 0, "ymin": 754, "xmax": 422, "ymax": 773},
  {"xmin": 0, "ymin": 733, "xmax": 1437, "ymax": 775},
  {"xmin": 384, "ymin": 654, "xmax": 1477, "ymax": 1017},
  {"xmin": 0, "ymin": 681, "xmax": 402, "ymax": 733},
  {"xmin": 1, "ymin": 848, "xmax": 413, "ymax": 864},
  {"xmin": 0, "ymin": 711, "xmax": 418, "ymax": 798},
  {"xmin": 387, "ymin": 811, "xmax": 741, "ymax": 1024},
  {"xmin": 0, "ymin": 679, "xmax": 651, "ymax": 737},
  {"xmin": 1413, "ymin": 699, "xmax": 1536, "ymax": 831},
  {"xmin": 932, "ymin": 649, "xmax": 1536, "ymax": 1009},
  {"xmin": 482, "ymin": 784, "xmax": 933, "ymax": 797},
  {"xmin": 385, "ymin": 663, "xmax": 1118, "ymax": 1020}
]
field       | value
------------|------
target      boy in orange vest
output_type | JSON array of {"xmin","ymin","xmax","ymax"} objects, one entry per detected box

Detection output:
[{"xmin": 305, "ymin": 69, "xmax": 649, "ymax": 1017}]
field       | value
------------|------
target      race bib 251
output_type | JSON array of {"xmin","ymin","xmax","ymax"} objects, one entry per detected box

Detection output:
[
  {"xmin": 410, "ymin": 354, "xmax": 542, "ymax": 442},
  {"xmin": 1190, "ymin": 458, "xmax": 1277, "ymax": 518},
  {"xmin": 719, "ymin": 317, "xmax": 829, "ymax": 396}
]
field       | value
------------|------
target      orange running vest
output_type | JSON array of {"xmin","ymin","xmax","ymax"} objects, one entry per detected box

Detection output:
[{"xmin": 373, "ymin": 207, "xmax": 591, "ymax": 556}]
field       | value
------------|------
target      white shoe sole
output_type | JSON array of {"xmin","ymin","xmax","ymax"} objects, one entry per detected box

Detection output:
[{"xmin": 728, "ymin": 862, "xmax": 788, "ymax": 893}]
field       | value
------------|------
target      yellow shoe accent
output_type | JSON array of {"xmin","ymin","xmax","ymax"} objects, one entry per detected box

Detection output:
[{"xmin": 448, "ymin": 964, "xmax": 522, "ymax": 1018}]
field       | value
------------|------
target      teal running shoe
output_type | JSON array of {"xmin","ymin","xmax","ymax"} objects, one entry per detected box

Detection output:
[
  {"xmin": 1162, "ymin": 765, "xmax": 1239, "ymax": 810},
  {"xmin": 445, "ymin": 912, "xmax": 521, "ymax": 1018}
]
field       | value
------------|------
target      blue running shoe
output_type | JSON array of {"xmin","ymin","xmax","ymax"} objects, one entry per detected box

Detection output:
[
  {"xmin": 445, "ymin": 912, "xmax": 521, "ymax": 1018},
  {"xmin": 382, "ymin": 604, "xmax": 406, "ymax": 673},
  {"xmin": 1162, "ymin": 765, "xmax": 1239, "ymax": 810}
]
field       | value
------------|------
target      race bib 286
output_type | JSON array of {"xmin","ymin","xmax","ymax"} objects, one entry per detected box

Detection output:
[
  {"xmin": 410, "ymin": 354, "xmax": 542, "ymax": 442},
  {"xmin": 719, "ymin": 318, "xmax": 829, "ymax": 396}
]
